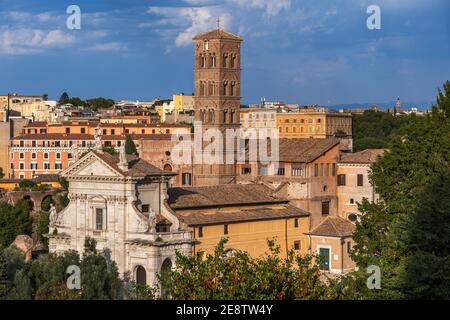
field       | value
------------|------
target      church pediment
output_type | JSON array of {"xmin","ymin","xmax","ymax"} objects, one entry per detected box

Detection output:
[{"xmin": 62, "ymin": 152, "xmax": 123, "ymax": 178}]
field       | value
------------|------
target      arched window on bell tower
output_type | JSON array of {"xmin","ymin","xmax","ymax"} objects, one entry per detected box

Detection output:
[
  {"xmin": 208, "ymin": 109, "xmax": 213, "ymax": 123},
  {"xmin": 230, "ymin": 82, "xmax": 236, "ymax": 96},
  {"xmin": 211, "ymin": 81, "xmax": 216, "ymax": 96},
  {"xmin": 199, "ymin": 54, "xmax": 206, "ymax": 68},
  {"xmin": 230, "ymin": 110, "xmax": 235, "ymax": 124},
  {"xmin": 200, "ymin": 109, "xmax": 205, "ymax": 123},
  {"xmin": 230, "ymin": 53, "xmax": 236, "ymax": 68},
  {"xmin": 211, "ymin": 53, "xmax": 216, "ymax": 68},
  {"xmin": 223, "ymin": 110, "xmax": 228, "ymax": 124},
  {"xmin": 223, "ymin": 81, "xmax": 228, "ymax": 96},
  {"xmin": 223, "ymin": 53, "xmax": 228, "ymax": 68},
  {"xmin": 200, "ymin": 81, "xmax": 205, "ymax": 96}
]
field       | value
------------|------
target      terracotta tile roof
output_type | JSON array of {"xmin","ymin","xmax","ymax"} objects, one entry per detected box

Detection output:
[
  {"xmin": 339, "ymin": 149, "xmax": 385, "ymax": 164},
  {"xmin": 176, "ymin": 204, "xmax": 310, "ymax": 226},
  {"xmin": 34, "ymin": 174, "xmax": 60, "ymax": 182},
  {"xmin": 306, "ymin": 216, "xmax": 355, "ymax": 237},
  {"xmin": 247, "ymin": 138, "xmax": 340, "ymax": 163},
  {"xmin": 168, "ymin": 184, "xmax": 286, "ymax": 209},
  {"xmin": 92, "ymin": 151, "xmax": 176, "ymax": 178},
  {"xmin": 193, "ymin": 28, "xmax": 242, "ymax": 41}
]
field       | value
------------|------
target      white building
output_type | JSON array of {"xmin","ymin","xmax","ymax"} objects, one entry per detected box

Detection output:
[{"xmin": 48, "ymin": 145, "xmax": 194, "ymax": 287}]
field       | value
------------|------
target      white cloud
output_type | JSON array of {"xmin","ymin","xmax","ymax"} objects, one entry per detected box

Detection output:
[
  {"xmin": 148, "ymin": 6, "xmax": 231, "ymax": 48},
  {"xmin": 0, "ymin": 28, "xmax": 74, "ymax": 54},
  {"xmin": 231, "ymin": 0, "xmax": 291, "ymax": 16}
]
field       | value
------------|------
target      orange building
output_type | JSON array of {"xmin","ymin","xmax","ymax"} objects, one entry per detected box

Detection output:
[
  {"xmin": 277, "ymin": 111, "xmax": 326, "ymax": 139},
  {"xmin": 9, "ymin": 121, "xmax": 190, "ymax": 179}
]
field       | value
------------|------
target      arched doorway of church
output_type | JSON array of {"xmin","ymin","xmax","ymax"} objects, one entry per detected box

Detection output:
[
  {"xmin": 160, "ymin": 258, "xmax": 173, "ymax": 299},
  {"xmin": 135, "ymin": 265, "xmax": 147, "ymax": 285}
]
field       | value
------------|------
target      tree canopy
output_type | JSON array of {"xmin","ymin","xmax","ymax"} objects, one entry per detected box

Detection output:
[
  {"xmin": 0, "ymin": 200, "xmax": 33, "ymax": 251},
  {"xmin": 158, "ymin": 239, "xmax": 328, "ymax": 300},
  {"xmin": 352, "ymin": 110, "xmax": 409, "ymax": 152},
  {"xmin": 345, "ymin": 80, "xmax": 450, "ymax": 299}
]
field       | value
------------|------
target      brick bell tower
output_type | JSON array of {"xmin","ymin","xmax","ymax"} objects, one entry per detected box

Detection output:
[{"xmin": 192, "ymin": 25, "xmax": 243, "ymax": 186}]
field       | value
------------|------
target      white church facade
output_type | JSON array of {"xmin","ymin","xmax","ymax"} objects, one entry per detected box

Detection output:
[{"xmin": 47, "ymin": 144, "xmax": 194, "ymax": 286}]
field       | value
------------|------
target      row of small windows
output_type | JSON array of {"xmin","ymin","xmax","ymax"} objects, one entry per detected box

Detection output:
[
  {"xmin": 199, "ymin": 109, "xmax": 237, "ymax": 124},
  {"xmin": 198, "ymin": 52, "xmax": 238, "ymax": 69},
  {"xmin": 14, "ymin": 138, "xmax": 148, "ymax": 148},
  {"xmin": 17, "ymin": 152, "xmax": 64, "ymax": 160},
  {"xmin": 314, "ymin": 163, "xmax": 337, "ymax": 177},
  {"xmin": 199, "ymin": 81, "xmax": 237, "ymax": 96},
  {"xmin": 280, "ymin": 125, "xmax": 321, "ymax": 134},
  {"xmin": 17, "ymin": 162, "xmax": 62, "ymax": 170},
  {"xmin": 24, "ymin": 128, "xmax": 169, "ymax": 136},
  {"xmin": 337, "ymin": 174, "xmax": 364, "ymax": 187},
  {"xmin": 281, "ymin": 118, "xmax": 322, "ymax": 124}
]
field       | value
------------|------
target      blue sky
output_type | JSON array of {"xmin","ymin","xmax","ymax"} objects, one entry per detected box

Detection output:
[{"xmin": 0, "ymin": 0, "xmax": 449, "ymax": 105}]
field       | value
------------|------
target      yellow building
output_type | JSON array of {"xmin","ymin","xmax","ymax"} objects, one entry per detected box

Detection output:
[
  {"xmin": 173, "ymin": 94, "xmax": 194, "ymax": 114},
  {"xmin": 0, "ymin": 96, "xmax": 8, "ymax": 109},
  {"xmin": 168, "ymin": 184, "xmax": 311, "ymax": 259},
  {"xmin": 277, "ymin": 111, "xmax": 326, "ymax": 139},
  {"xmin": 0, "ymin": 174, "xmax": 61, "ymax": 190},
  {"xmin": 306, "ymin": 216, "xmax": 355, "ymax": 274},
  {"xmin": 240, "ymin": 108, "xmax": 277, "ymax": 130},
  {"xmin": 6, "ymin": 95, "xmax": 51, "ymax": 121}
]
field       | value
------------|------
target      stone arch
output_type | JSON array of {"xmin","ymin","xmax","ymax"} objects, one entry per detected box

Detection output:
[
  {"xmin": 163, "ymin": 164, "xmax": 172, "ymax": 172},
  {"xmin": 160, "ymin": 258, "xmax": 173, "ymax": 298},
  {"xmin": 41, "ymin": 194, "xmax": 54, "ymax": 212},
  {"xmin": 135, "ymin": 265, "xmax": 147, "ymax": 285},
  {"xmin": 161, "ymin": 258, "xmax": 172, "ymax": 272}
]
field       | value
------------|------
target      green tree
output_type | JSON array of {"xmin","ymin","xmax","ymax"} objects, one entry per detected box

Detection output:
[
  {"xmin": 86, "ymin": 97, "xmax": 115, "ymax": 111},
  {"xmin": 80, "ymin": 238, "xmax": 123, "ymax": 300},
  {"xmin": 352, "ymin": 110, "xmax": 409, "ymax": 152},
  {"xmin": 0, "ymin": 254, "xmax": 10, "ymax": 299},
  {"xmin": 59, "ymin": 92, "xmax": 69, "ymax": 104},
  {"xmin": 0, "ymin": 200, "xmax": 33, "ymax": 250},
  {"xmin": 18, "ymin": 180, "xmax": 37, "ymax": 190},
  {"xmin": 29, "ymin": 250, "xmax": 80, "ymax": 300},
  {"xmin": 59, "ymin": 177, "xmax": 69, "ymax": 190},
  {"xmin": 158, "ymin": 239, "xmax": 327, "ymax": 300},
  {"xmin": 8, "ymin": 269, "xmax": 32, "ymax": 300},
  {"xmin": 125, "ymin": 134, "xmax": 138, "ymax": 156},
  {"xmin": 0, "ymin": 247, "xmax": 26, "ymax": 299},
  {"xmin": 37, "ymin": 211, "xmax": 50, "ymax": 248},
  {"xmin": 103, "ymin": 146, "xmax": 118, "ymax": 156},
  {"xmin": 401, "ymin": 171, "xmax": 450, "ymax": 299},
  {"xmin": 124, "ymin": 282, "xmax": 156, "ymax": 300},
  {"xmin": 347, "ymin": 81, "xmax": 450, "ymax": 299}
]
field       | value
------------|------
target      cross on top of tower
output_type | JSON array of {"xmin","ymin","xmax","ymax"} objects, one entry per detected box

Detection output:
[{"xmin": 217, "ymin": 16, "xmax": 220, "ymax": 30}]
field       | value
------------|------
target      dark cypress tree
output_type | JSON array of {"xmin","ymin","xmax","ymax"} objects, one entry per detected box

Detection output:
[{"xmin": 125, "ymin": 134, "xmax": 138, "ymax": 156}]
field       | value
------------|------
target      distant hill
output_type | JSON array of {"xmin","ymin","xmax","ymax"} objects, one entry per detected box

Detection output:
[{"xmin": 329, "ymin": 100, "xmax": 434, "ymax": 112}]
